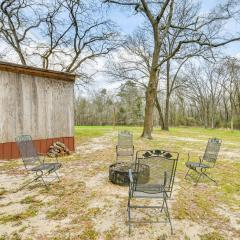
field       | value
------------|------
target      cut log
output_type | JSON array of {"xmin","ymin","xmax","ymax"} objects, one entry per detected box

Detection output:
[{"xmin": 47, "ymin": 141, "xmax": 71, "ymax": 158}]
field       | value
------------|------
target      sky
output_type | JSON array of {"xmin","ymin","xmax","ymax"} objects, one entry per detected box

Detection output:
[
  {"xmin": 90, "ymin": 0, "xmax": 240, "ymax": 91},
  {"xmin": 107, "ymin": 0, "xmax": 240, "ymax": 54},
  {"xmin": 1, "ymin": 0, "xmax": 239, "ymax": 93}
]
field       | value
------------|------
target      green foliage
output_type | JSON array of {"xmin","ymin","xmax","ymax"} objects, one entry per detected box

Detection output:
[
  {"xmin": 75, "ymin": 126, "xmax": 113, "ymax": 142},
  {"xmin": 20, "ymin": 196, "xmax": 41, "ymax": 205},
  {"xmin": 185, "ymin": 117, "xmax": 198, "ymax": 126},
  {"xmin": 80, "ymin": 228, "xmax": 98, "ymax": 240},
  {"xmin": 199, "ymin": 231, "xmax": 226, "ymax": 240},
  {"xmin": 104, "ymin": 227, "xmax": 117, "ymax": 240},
  {"xmin": 0, "ymin": 205, "xmax": 38, "ymax": 224},
  {"xmin": 46, "ymin": 208, "xmax": 68, "ymax": 220},
  {"xmin": 157, "ymin": 234, "xmax": 168, "ymax": 240},
  {"xmin": 0, "ymin": 196, "xmax": 43, "ymax": 224},
  {"xmin": 79, "ymin": 208, "xmax": 101, "ymax": 221}
]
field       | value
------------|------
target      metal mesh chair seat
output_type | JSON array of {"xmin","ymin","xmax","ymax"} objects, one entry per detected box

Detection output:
[
  {"xmin": 127, "ymin": 149, "xmax": 179, "ymax": 234},
  {"xmin": 185, "ymin": 138, "xmax": 222, "ymax": 185},
  {"xmin": 133, "ymin": 184, "xmax": 165, "ymax": 198},
  {"xmin": 31, "ymin": 163, "xmax": 62, "ymax": 172},
  {"xmin": 133, "ymin": 191, "xmax": 165, "ymax": 198},
  {"xmin": 185, "ymin": 162, "xmax": 209, "ymax": 169}
]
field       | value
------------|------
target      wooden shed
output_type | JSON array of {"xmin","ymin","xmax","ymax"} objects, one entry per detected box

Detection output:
[{"xmin": 0, "ymin": 61, "xmax": 76, "ymax": 160}]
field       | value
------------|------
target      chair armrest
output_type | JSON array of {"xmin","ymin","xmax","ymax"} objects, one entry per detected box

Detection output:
[
  {"xmin": 163, "ymin": 171, "xmax": 167, "ymax": 187},
  {"xmin": 128, "ymin": 169, "xmax": 134, "ymax": 197},
  {"xmin": 38, "ymin": 153, "xmax": 60, "ymax": 165},
  {"xmin": 38, "ymin": 153, "xmax": 46, "ymax": 164},
  {"xmin": 186, "ymin": 152, "xmax": 203, "ymax": 164},
  {"xmin": 128, "ymin": 169, "xmax": 134, "ymax": 183},
  {"xmin": 186, "ymin": 152, "xmax": 190, "ymax": 163}
]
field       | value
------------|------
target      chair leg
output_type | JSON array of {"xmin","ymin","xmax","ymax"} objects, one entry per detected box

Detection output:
[
  {"xmin": 54, "ymin": 171, "xmax": 61, "ymax": 182},
  {"xmin": 15, "ymin": 174, "xmax": 41, "ymax": 192},
  {"xmin": 184, "ymin": 168, "xmax": 191, "ymax": 179},
  {"xmin": 40, "ymin": 176, "xmax": 49, "ymax": 189},
  {"xmin": 186, "ymin": 168, "xmax": 204, "ymax": 185},
  {"xmin": 127, "ymin": 197, "xmax": 131, "ymax": 234},
  {"xmin": 163, "ymin": 197, "xmax": 173, "ymax": 235},
  {"xmin": 195, "ymin": 171, "xmax": 203, "ymax": 186},
  {"xmin": 160, "ymin": 199, "xmax": 164, "ymax": 212},
  {"xmin": 36, "ymin": 171, "xmax": 49, "ymax": 189},
  {"xmin": 201, "ymin": 169, "xmax": 218, "ymax": 185},
  {"xmin": 127, "ymin": 195, "xmax": 130, "ymax": 212}
]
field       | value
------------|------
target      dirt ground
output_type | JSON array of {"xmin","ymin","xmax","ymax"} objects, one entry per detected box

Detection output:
[{"xmin": 0, "ymin": 130, "xmax": 240, "ymax": 240}]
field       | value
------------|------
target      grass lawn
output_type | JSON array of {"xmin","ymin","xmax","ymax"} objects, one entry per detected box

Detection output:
[{"xmin": 0, "ymin": 126, "xmax": 239, "ymax": 240}]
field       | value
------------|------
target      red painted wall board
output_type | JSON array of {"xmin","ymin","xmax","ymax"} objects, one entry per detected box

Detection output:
[{"xmin": 0, "ymin": 136, "xmax": 75, "ymax": 160}]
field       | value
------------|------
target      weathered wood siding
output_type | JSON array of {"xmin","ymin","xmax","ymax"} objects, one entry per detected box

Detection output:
[{"xmin": 0, "ymin": 70, "xmax": 74, "ymax": 143}]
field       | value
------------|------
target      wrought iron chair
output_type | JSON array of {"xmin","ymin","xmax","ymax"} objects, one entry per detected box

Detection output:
[
  {"xmin": 185, "ymin": 138, "xmax": 222, "ymax": 185},
  {"xmin": 116, "ymin": 131, "xmax": 134, "ymax": 162},
  {"xmin": 127, "ymin": 149, "xmax": 179, "ymax": 234},
  {"xmin": 15, "ymin": 135, "xmax": 62, "ymax": 189}
]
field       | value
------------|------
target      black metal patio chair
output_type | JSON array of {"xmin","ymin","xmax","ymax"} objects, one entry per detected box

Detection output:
[
  {"xmin": 116, "ymin": 131, "xmax": 134, "ymax": 162},
  {"xmin": 127, "ymin": 149, "xmax": 179, "ymax": 234},
  {"xmin": 15, "ymin": 135, "xmax": 62, "ymax": 190},
  {"xmin": 185, "ymin": 138, "xmax": 222, "ymax": 185}
]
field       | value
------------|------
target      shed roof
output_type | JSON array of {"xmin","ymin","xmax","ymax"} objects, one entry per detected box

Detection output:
[{"xmin": 0, "ymin": 61, "xmax": 75, "ymax": 81}]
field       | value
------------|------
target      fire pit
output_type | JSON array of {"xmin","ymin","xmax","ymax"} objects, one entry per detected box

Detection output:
[{"xmin": 109, "ymin": 162, "xmax": 150, "ymax": 186}]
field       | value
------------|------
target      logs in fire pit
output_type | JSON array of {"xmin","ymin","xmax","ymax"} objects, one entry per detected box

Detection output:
[
  {"xmin": 47, "ymin": 142, "xmax": 70, "ymax": 158},
  {"xmin": 109, "ymin": 162, "xmax": 150, "ymax": 186}
]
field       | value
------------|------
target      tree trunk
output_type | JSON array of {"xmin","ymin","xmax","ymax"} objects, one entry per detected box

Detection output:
[
  {"xmin": 163, "ymin": 60, "xmax": 170, "ymax": 131},
  {"xmin": 204, "ymin": 103, "xmax": 208, "ymax": 128},
  {"xmin": 231, "ymin": 115, "xmax": 234, "ymax": 130},
  {"xmin": 16, "ymin": 48, "xmax": 27, "ymax": 65},
  {"xmin": 211, "ymin": 104, "xmax": 215, "ymax": 128},
  {"xmin": 230, "ymin": 98, "xmax": 234, "ymax": 130},
  {"xmin": 113, "ymin": 106, "xmax": 116, "ymax": 127},
  {"xmin": 141, "ymin": 72, "xmax": 158, "ymax": 139},
  {"xmin": 141, "ymin": 24, "xmax": 160, "ymax": 139},
  {"xmin": 163, "ymin": 95, "xmax": 170, "ymax": 130},
  {"xmin": 211, "ymin": 98, "xmax": 215, "ymax": 129},
  {"xmin": 155, "ymin": 97, "xmax": 165, "ymax": 129},
  {"xmin": 223, "ymin": 96, "xmax": 229, "ymax": 128}
]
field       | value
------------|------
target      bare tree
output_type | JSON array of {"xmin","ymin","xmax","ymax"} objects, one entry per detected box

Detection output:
[
  {"xmin": 104, "ymin": 0, "xmax": 240, "ymax": 138},
  {"xmin": 0, "ymin": 0, "xmax": 119, "ymax": 86},
  {"xmin": 36, "ymin": 1, "xmax": 73, "ymax": 69},
  {"xmin": 0, "ymin": 0, "xmax": 42, "ymax": 65},
  {"xmin": 223, "ymin": 58, "xmax": 240, "ymax": 130}
]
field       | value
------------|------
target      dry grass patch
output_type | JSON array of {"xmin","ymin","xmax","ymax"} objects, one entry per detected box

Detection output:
[
  {"xmin": 0, "ymin": 205, "xmax": 38, "ymax": 224},
  {"xmin": 1, "ymin": 126, "xmax": 240, "ymax": 239},
  {"xmin": 199, "ymin": 231, "xmax": 226, "ymax": 240}
]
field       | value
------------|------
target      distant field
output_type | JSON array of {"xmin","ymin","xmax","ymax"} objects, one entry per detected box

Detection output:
[{"xmin": 75, "ymin": 125, "xmax": 240, "ymax": 143}]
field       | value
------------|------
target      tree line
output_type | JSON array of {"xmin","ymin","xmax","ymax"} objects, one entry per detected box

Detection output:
[{"xmin": 75, "ymin": 58, "xmax": 240, "ymax": 130}]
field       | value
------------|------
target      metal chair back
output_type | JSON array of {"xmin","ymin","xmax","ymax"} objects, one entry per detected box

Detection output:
[
  {"xmin": 135, "ymin": 150, "xmax": 179, "ymax": 196},
  {"xmin": 118, "ymin": 131, "xmax": 133, "ymax": 147},
  {"xmin": 15, "ymin": 135, "xmax": 41, "ymax": 170},
  {"xmin": 202, "ymin": 138, "xmax": 222, "ymax": 166}
]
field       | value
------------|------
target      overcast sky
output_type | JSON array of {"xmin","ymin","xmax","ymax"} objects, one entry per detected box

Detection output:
[
  {"xmin": 107, "ymin": 0, "xmax": 240, "ymax": 54},
  {"xmin": 89, "ymin": 0, "xmax": 240, "ymax": 92}
]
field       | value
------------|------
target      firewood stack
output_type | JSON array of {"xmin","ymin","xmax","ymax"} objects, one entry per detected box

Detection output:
[{"xmin": 47, "ymin": 142, "xmax": 70, "ymax": 158}]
